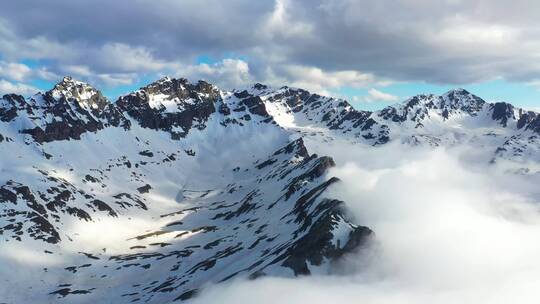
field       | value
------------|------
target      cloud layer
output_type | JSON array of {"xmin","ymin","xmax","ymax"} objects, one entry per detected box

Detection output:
[
  {"xmin": 189, "ymin": 141, "xmax": 540, "ymax": 304},
  {"xmin": 2, "ymin": 0, "xmax": 540, "ymax": 94}
]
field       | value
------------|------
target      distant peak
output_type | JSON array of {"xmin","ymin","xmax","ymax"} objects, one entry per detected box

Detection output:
[
  {"xmin": 442, "ymin": 88, "xmax": 484, "ymax": 104},
  {"xmin": 438, "ymin": 88, "xmax": 486, "ymax": 114},
  {"xmin": 143, "ymin": 76, "xmax": 190, "ymax": 90},
  {"xmin": 48, "ymin": 76, "xmax": 108, "ymax": 108},
  {"xmin": 144, "ymin": 77, "xmax": 219, "ymax": 93},
  {"xmin": 53, "ymin": 76, "xmax": 92, "ymax": 90},
  {"xmin": 443, "ymin": 88, "xmax": 471, "ymax": 96},
  {"xmin": 252, "ymin": 83, "xmax": 268, "ymax": 90},
  {"xmin": 154, "ymin": 76, "xmax": 174, "ymax": 84}
]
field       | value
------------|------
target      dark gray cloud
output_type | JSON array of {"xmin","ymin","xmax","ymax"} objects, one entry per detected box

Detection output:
[
  {"xmin": 275, "ymin": 0, "xmax": 540, "ymax": 83},
  {"xmin": 1, "ymin": 0, "xmax": 540, "ymax": 90}
]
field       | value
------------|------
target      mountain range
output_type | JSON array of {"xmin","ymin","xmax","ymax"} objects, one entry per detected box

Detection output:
[{"xmin": 1, "ymin": 76, "xmax": 539, "ymax": 303}]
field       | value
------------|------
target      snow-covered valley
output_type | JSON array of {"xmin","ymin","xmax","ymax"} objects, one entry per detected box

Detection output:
[{"xmin": 2, "ymin": 76, "xmax": 540, "ymax": 303}]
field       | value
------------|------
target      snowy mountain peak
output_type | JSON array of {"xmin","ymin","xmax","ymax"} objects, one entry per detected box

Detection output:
[
  {"xmin": 399, "ymin": 88, "xmax": 485, "ymax": 111},
  {"xmin": 0, "ymin": 76, "xmax": 129, "ymax": 143},
  {"xmin": 444, "ymin": 87, "xmax": 469, "ymax": 95},
  {"xmin": 154, "ymin": 75, "xmax": 173, "ymax": 83},
  {"xmin": 116, "ymin": 77, "xmax": 223, "ymax": 138},
  {"xmin": 61, "ymin": 75, "xmax": 76, "ymax": 83},
  {"xmin": 4, "ymin": 75, "xmax": 540, "ymax": 303},
  {"xmin": 378, "ymin": 89, "xmax": 487, "ymax": 125},
  {"xmin": 440, "ymin": 88, "xmax": 485, "ymax": 110},
  {"xmin": 49, "ymin": 76, "xmax": 109, "ymax": 110},
  {"xmin": 252, "ymin": 82, "xmax": 269, "ymax": 91},
  {"xmin": 129, "ymin": 77, "xmax": 220, "ymax": 111}
]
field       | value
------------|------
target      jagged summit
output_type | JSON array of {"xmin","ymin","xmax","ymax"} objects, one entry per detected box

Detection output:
[
  {"xmin": 441, "ymin": 88, "xmax": 485, "ymax": 110},
  {"xmin": 141, "ymin": 76, "xmax": 217, "ymax": 93},
  {"xmin": 398, "ymin": 88, "xmax": 484, "ymax": 110},
  {"xmin": 378, "ymin": 88, "xmax": 487, "ymax": 125},
  {"xmin": 120, "ymin": 76, "xmax": 220, "ymax": 112},
  {"xmin": 0, "ymin": 76, "xmax": 128, "ymax": 143},
  {"xmin": 2, "ymin": 76, "xmax": 540, "ymax": 148},
  {"xmin": 252, "ymin": 82, "xmax": 269, "ymax": 91},
  {"xmin": 3, "ymin": 75, "xmax": 540, "ymax": 303},
  {"xmin": 115, "ymin": 77, "xmax": 226, "ymax": 139},
  {"xmin": 445, "ymin": 87, "xmax": 469, "ymax": 94},
  {"xmin": 48, "ymin": 76, "xmax": 109, "ymax": 110}
]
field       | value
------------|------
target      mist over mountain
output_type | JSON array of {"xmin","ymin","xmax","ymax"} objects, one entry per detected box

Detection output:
[{"xmin": 1, "ymin": 76, "xmax": 540, "ymax": 303}]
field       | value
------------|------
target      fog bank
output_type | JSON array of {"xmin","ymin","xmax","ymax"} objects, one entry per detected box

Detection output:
[{"xmin": 190, "ymin": 142, "xmax": 540, "ymax": 304}]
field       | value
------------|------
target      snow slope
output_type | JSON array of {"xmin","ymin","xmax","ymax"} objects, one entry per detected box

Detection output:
[
  {"xmin": 1, "ymin": 76, "xmax": 540, "ymax": 303},
  {"xmin": 0, "ymin": 77, "xmax": 371, "ymax": 303}
]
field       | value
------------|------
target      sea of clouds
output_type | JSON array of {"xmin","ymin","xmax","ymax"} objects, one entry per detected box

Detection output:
[{"xmin": 190, "ymin": 141, "xmax": 540, "ymax": 304}]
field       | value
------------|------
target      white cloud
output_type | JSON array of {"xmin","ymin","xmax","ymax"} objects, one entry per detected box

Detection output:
[
  {"xmin": 264, "ymin": 0, "xmax": 312, "ymax": 39},
  {"xmin": 60, "ymin": 64, "xmax": 137, "ymax": 87},
  {"xmin": 526, "ymin": 79, "xmax": 540, "ymax": 90},
  {"xmin": 0, "ymin": 2, "xmax": 539, "ymax": 87},
  {"xmin": 94, "ymin": 43, "xmax": 168, "ymax": 73},
  {"xmin": 63, "ymin": 65, "xmax": 93, "ymax": 77},
  {"xmin": 262, "ymin": 65, "xmax": 388, "ymax": 95},
  {"xmin": 0, "ymin": 79, "xmax": 38, "ymax": 96},
  {"xmin": 435, "ymin": 23, "xmax": 516, "ymax": 46},
  {"xmin": 3, "ymin": 1, "xmax": 540, "ymax": 95},
  {"xmin": 34, "ymin": 67, "xmax": 59, "ymax": 81},
  {"xmin": 0, "ymin": 61, "xmax": 32, "ymax": 82},
  {"xmin": 178, "ymin": 58, "xmax": 253, "ymax": 89},
  {"xmin": 190, "ymin": 141, "xmax": 540, "ymax": 304},
  {"xmin": 0, "ymin": 19, "xmax": 75, "ymax": 62},
  {"xmin": 95, "ymin": 73, "xmax": 137, "ymax": 87},
  {"xmin": 362, "ymin": 88, "xmax": 399, "ymax": 103}
]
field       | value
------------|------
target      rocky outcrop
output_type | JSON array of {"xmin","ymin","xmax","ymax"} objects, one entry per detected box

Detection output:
[
  {"xmin": 1, "ymin": 77, "xmax": 129, "ymax": 143},
  {"xmin": 116, "ymin": 77, "xmax": 219, "ymax": 138},
  {"xmin": 52, "ymin": 138, "xmax": 371, "ymax": 303},
  {"xmin": 491, "ymin": 102, "xmax": 515, "ymax": 127},
  {"xmin": 0, "ymin": 170, "xmax": 147, "ymax": 244},
  {"xmin": 379, "ymin": 89, "xmax": 486, "ymax": 124}
]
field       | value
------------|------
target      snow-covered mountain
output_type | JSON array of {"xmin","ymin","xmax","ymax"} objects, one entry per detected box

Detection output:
[{"xmin": 1, "ymin": 76, "xmax": 539, "ymax": 303}]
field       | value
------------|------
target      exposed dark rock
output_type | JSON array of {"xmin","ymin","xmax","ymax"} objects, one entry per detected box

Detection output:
[
  {"xmin": 239, "ymin": 96, "xmax": 270, "ymax": 117},
  {"xmin": 285, "ymin": 156, "xmax": 336, "ymax": 199},
  {"xmin": 8, "ymin": 77, "xmax": 130, "ymax": 143},
  {"xmin": 139, "ymin": 150, "xmax": 154, "ymax": 157},
  {"xmin": 175, "ymin": 289, "xmax": 198, "ymax": 301},
  {"xmin": 90, "ymin": 199, "xmax": 117, "ymax": 217},
  {"xmin": 137, "ymin": 184, "xmax": 152, "ymax": 194},
  {"xmin": 50, "ymin": 288, "xmax": 93, "ymax": 298},
  {"xmin": 116, "ymin": 77, "xmax": 219, "ymax": 138},
  {"xmin": 273, "ymin": 138, "xmax": 309, "ymax": 158},
  {"xmin": 281, "ymin": 198, "xmax": 372, "ymax": 275},
  {"xmin": 517, "ymin": 110, "xmax": 537, "ymax": 129},
  {"xmin": 491, "ymin": 102, "xmax": 515, "ymax": 127}
]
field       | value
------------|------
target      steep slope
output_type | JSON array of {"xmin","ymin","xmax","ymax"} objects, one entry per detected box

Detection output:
[
  {"xmin": 116, "ymin": 77, "xmax": 274, "ymax": 140},
  {"xmin": 239, "ymin": 84, "xmax": 380, "ymax": 143},
  {"xmin": 2, "ymin": 76, "xmax": 540, "ymax": 303},
  {"xmin": 0, "ymin": 77, "xmax": 129, "ymax": 144},
  {"xmin": 241, "ymin": 85, "xmax": 540, "ymax": 165},
  {"xmin": 0, "ymin": 77, "xmax": 372, "ymax": 303}
]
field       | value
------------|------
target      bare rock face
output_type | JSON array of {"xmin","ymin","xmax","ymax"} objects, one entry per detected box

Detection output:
[
  {"xmin": 281, "ymin": 193, "xmax": 372, "ymax": 275},
  {"xmin": 1, "ymin": 77, "xmax": 130, "ymax": 143},
  {"xmin": 0, "ymin": 171, "xmax": 146, "ymax": 245},
  {"xmin": 491, "ymin": 102, "xmax": 515, "ymax": 127},
  {"xmin": 0, "ymin": 94, "xmax": 25, "ymax": 122},
  {"xmin": 116, "ymin": 77, "xmax": 219, "ymax": 138},
  {"xmin": 378, "ymin": 89, "xmax": 486, "ymax": 124},
  {"xmin": 4, "ymin": 75, "xmax": 540, "ymax": 303},
  {"xmin": 50, "ymin": 76, "xmax": 111, "ymax": 111}
]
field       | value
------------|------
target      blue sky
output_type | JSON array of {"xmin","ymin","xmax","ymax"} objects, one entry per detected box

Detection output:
[
  {"xmin": 333, "ymin": 80, "xmax": 540, "ymax": 111},
  {"xmin": 9, "ymin": 54, "xmax": 540, "ymax": 112},
  {"xmin": 1, "ymin": 1, "xmax": 540, "ymax": 112}
]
